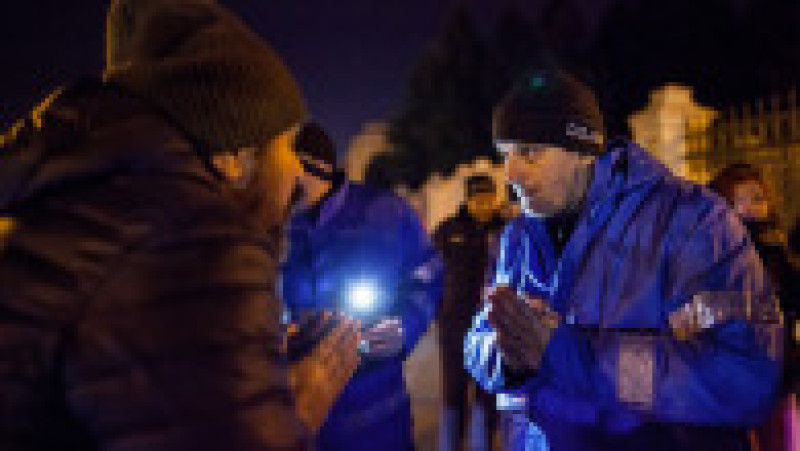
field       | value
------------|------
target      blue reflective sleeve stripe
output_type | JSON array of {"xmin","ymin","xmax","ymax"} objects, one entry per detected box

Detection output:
[
  {"xmin": 491, "ymin": 223, "xmax": 517, "ymax": 287},
  {"xmin": 465, "ymin": 225, "xmax": 519, "ymax": 393},
  {"xmin": 464, "ymin": 304, "xmax": 505, "ymax": 392}
]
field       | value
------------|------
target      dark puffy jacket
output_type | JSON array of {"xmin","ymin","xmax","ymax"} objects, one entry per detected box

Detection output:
[
  {"xmin": 433, "ymin": 206, "xmax": 505, "ymax": 351},
  {"xmin": 0, "ymin": 81, "xmax": 309, "ymax": 450}
]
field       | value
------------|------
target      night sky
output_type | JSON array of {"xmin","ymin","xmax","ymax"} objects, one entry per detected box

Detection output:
[{"xmin": 0, "ymin": 0, "xmax": 612, "ymax": 151}]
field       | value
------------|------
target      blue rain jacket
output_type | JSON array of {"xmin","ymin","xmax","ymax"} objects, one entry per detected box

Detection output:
[
  {"xmin": 281, "ymin": 181, "xmax": 442, "ymax": 450},
  {"xmin": 465, "ymin": 143, "xmax": 783, "ymax": 450}
]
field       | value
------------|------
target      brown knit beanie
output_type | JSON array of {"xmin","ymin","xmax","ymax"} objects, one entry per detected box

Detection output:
[{"xmin": 103, "ymin": 0, "xmax": 307, "ymax": 154}]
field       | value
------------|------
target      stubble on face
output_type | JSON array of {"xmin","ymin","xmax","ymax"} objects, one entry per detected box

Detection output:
[
  {"xmin": 240, "ymin": 127, "xmax": 305, "ymax": 231},
  {"xmin": 504, "ymin": 145, "xmax": 594, "ymax": 218}
]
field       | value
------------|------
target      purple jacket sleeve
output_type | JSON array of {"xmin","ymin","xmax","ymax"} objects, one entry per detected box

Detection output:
[
  {"xmin": 395, "ymin": 200, "xmax": 443, "ymax": 355},
  {"xmin": 529, "ymin": 203, "xmax": 782, "ymax": 426}
]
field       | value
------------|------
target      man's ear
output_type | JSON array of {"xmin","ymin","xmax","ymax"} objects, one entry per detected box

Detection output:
[
  {"xmin": 212, "ymin": 153, "xmax": 242, "ymax": 182},
  {"xmin": 212, "ymin": 149, "xmax": 255, "ymax": 187}
]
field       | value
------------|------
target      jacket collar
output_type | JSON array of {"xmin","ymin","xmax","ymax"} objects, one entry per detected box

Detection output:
[
  {"xmin": 514, "ymin": 141, "xmax": 674, "ymax": 310},
  {"xmin": 295, "ymin": 180, "xmax": 351, "ymax": 230},
  {"xmin": 316, "ymin": 180, "xmax": 350, "ymax": 228},
  {"xmin": 585, "ymin": 140, "xmax": 673, "ymax": 210}
]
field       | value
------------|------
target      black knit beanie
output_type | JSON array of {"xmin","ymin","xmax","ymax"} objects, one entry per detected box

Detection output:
[
  {"xmin": 103, "ymin": 0, "xmax": 307, "ymax": 154},
  {"xmin": 492, "ymin": 69, "xmax": 605, "ymax": 155},
  {"xmin": 293, "ymin": 122, "xmax": 343, "ymax": 181}
]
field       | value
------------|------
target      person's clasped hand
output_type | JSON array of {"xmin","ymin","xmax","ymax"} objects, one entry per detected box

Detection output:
[
  {"xmin": 289, "ymin": 313, "xmax": 361, "ymax": 432},
  {"xmin": 486, "ymin": 284, "xmax": 560, "ymax": 373},
  {"xmin": 668, "ymin": 294, "xmax": 716, "ymax": 341}
]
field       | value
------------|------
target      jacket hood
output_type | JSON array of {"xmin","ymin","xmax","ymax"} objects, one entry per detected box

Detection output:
[
  {"xmin": 0, "ymin": 80, "xmax": 218, "ymax": 212},
  {"xmin": 585, "ymin": 140, "xmax": 674, "ymax": 208}
]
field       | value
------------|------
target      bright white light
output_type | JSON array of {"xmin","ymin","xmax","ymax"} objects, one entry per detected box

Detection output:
[{"xmin": 347, "ymin": 281, "xmax": 379, "ymax": 313}]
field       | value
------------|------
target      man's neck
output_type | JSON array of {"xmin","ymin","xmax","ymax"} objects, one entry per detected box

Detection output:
[
  {"xmin": 306, "ymin": 177, "xmax": 334, "ymax": 207},
  {"xmin": 564, "ymin": 159, "xmax": 594, "ymax": 215}
]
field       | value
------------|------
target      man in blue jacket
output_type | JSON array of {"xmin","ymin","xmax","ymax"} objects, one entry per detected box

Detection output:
[
  {"xmin": 280, "ymin": 123, "xmax": 442, "ymax": 450},
  {"xmin": 465, "ymin": 69, "xmax": 783, "ymax": 450}
]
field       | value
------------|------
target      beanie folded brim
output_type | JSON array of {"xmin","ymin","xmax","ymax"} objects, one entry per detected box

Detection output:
[
  {"xmin": 493, "ymin": 111, "xmax": 603, "ymax": 155},
  {"xmin": 492, "ymin": 69, "xmax": 605, "ymax": 155},
  {"xmin": 107, "ymin": 57, "xmax": 306, "ymax": 153}
]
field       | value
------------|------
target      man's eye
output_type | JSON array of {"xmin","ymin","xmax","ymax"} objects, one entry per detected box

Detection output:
[{"xmin": 519, "ymin": 148, "xmax": 541, "ymax": 161}]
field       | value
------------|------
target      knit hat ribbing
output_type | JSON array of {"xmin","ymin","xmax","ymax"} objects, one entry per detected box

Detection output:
[
  {"xmin": 293, "ymin": 122, "xmax": 338, "ymax": 168},
  {"xmin": 292, "ymin": 122, "xmax": 345, "ymax": 182},
  {"xmin": 492, "ymin": 69, "xmax": 605, "ymax": 155},
  {"xmin": 104, "ymin": 0, "xmax": 307, "ymax": 154}
]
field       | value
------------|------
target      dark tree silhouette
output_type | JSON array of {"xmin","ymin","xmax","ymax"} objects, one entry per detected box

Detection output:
[
  {"xmin": 537, "ymin": 0, "xmax": 594, "ymax": 80},
  {"xmin": 489, "ymin": 6, "xmax": 545, "ymax": 106},
  {"xmin": 589, "ymin": 0, "xmax": 751, "ymax": 136},
  {"xmin": 376, "ymin": 6, "xmax": 496, "ymax": 189},
  {"xmin": 371, "ymin": 0, "xmax": 798, "ymax": 190},
  {"xmin": 738, "ymin": 0, "xmax": 800, "ymax": 96}
]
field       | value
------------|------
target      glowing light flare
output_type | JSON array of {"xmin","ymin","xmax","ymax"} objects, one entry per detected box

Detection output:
[{"xmin": 346, "ymin": 280, "xmax": 380, "ymax": 313}]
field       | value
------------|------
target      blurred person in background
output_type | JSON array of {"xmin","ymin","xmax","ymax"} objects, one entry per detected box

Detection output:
[
  {"xmin": 710, "ymin": 163, "xmax": 799, "ymax": 451},
  {"xmin": 433, "ymin": 174, "xmax": 506, "ymax": 450}
]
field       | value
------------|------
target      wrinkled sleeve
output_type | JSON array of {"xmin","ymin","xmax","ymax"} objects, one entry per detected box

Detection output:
[
  {"xmin": 530, "ymin": 202, "xmax": 782, "ymax": 426},
  {"xmin": 64, "ymin": 190, "xmax": 311, "ymax": 450},
  {"xmin": 395, "ymin": 201, "xmax": 443, "ymax": 355}
]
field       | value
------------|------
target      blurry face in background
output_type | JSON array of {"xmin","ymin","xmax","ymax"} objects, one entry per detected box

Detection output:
[
  {"xmin": 497, "ymin": 142, "xmax": 595, "ymax": 218},
  {"xmin": 466, "ymin": 191, "xmax": 499, "ymax": 222},
  {"xmin": 732, "ymin": 180, "xmax": 771, "ymax": 222}
]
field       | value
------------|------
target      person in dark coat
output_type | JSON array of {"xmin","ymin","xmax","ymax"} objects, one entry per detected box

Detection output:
[
  {"xmin": 709, "ymin": 163, "xmax": 799, "ymax": 451},
  {"xmin": 433, "ymin": 174, "xmax": 505, "ymax": 451},
  {"xmin": 790, "ymin": 220, "xmax": 800, "ymax": 256},
  {"xmin": 0, "ymin": 0, "xmax": 360, "ymax": 449}
]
